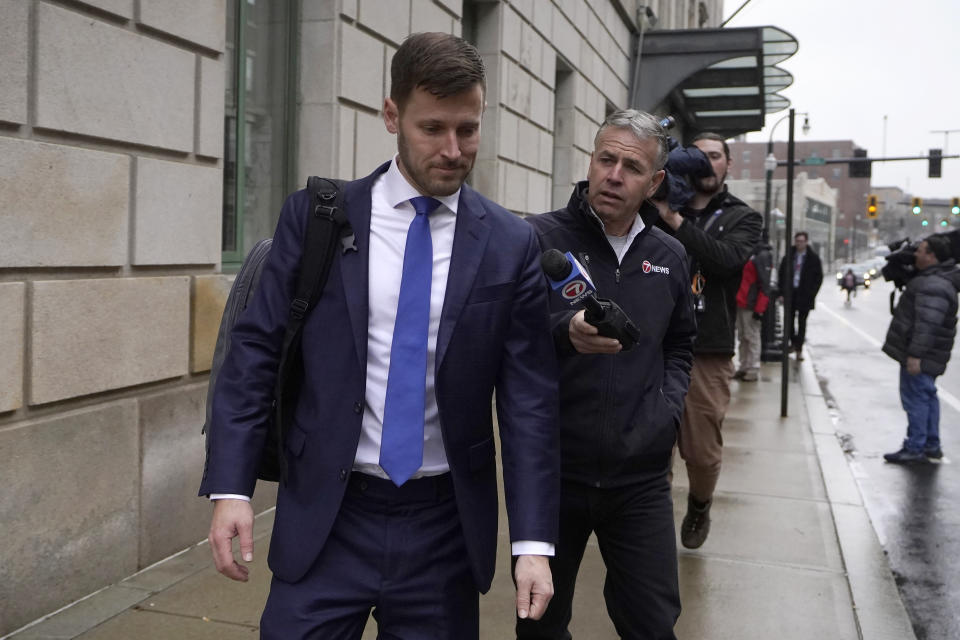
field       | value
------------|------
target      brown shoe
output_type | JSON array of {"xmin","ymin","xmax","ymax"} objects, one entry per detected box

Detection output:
[{"xmin": 680, "ymin": 495, "xmax": 712, "ymax": 549}]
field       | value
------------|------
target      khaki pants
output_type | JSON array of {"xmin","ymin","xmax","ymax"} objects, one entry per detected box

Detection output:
[
  {"xmin": 735, "ymin": 307, "xmax": 762, "ymax": 375},
  {"xmin": 678, "ymin": 354, "xmax": 734, "ymax": 503}
]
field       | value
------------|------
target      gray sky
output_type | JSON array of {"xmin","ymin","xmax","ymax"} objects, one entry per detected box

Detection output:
[{"xmin": 724, "ymin": 0, "xmax": 960, "ymax": 199}]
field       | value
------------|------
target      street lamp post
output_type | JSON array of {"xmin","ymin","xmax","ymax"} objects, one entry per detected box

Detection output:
[
  {"xmin": 761, "ymin": 112, "xmax": 809, "ymax": 363},
  {"xmin": 781, "ymin": 108, "xmax": 799, "ymax": 418},
  {"xmin": 763, "ymin": 112, "xmax": 809, "ymax": 247}
]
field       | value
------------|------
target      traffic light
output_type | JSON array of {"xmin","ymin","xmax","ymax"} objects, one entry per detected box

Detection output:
[
  {"xmin": 941, "ymin": 220, "xmax": 949, "ymax": 227},
  {"xmin": 922, "ymin": 219, "xmax": 929, "ymax": 227},
  {"xmin": 849, "ymin": 148, "xmax": 872, "ymax": 178},
  {"xmin": 952, "ymin": 197, "xmax": 960, "ymax": 215},
  {"xmin": 929, "ymin": 149, "xmax": 942, "ymax": 178},
  {"xmin": 866, "ymin": 194, "xmax": 879, "ymax": 218},
  {"xmin": 912, "ymin": 197, "xmax": 923, "ymax": 215}
]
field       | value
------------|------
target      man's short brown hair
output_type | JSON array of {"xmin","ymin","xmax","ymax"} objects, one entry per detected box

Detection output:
[
  {"xmin": 691, "ymin": 132, "xmax": 730, "ymax": 160},
  {"xmin": 390, "ymin": 32, "xmax": 486, "ymax": 110}
]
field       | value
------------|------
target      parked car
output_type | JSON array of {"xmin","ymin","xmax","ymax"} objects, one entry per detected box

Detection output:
[{"xmin": 836, "ymin": 263, "xmax": 871, "ymax": 288}]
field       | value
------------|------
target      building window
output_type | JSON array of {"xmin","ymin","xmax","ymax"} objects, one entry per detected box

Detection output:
[
  {"xmin": 222, "ymin": 0, "xmax": 298, "ymax": 264},
  {"xmin": 742, "ymin": 149, "xmax": 751, "ymax": 162},
  {"xmin": 833, "ymin": 167, "xmax": 842, "ymax": 178},
  {"xmin": 741, "ymin": 169, "xmax": 750, "ymax": 179}
]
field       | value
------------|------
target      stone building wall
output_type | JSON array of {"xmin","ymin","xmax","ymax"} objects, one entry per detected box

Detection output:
[
  {"xmin": 0, "ymin": 0, "xmax": 720, "ymax": 633},
  {"xmin": 0, "ymin": 1, "xmax": 281, "ymax": 632}
]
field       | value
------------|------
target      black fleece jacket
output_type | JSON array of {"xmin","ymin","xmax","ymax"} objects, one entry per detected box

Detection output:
[
  {"xmin": 653, "ymin": 187, "xmax": 762, "ymax": 356},
  {"xmin": 883, "ymin": 260, "xmax": 960, "ymax": 376},
  {"xmin": 527, "ymin": 183, "xmax": 697, "ymax": 486}
]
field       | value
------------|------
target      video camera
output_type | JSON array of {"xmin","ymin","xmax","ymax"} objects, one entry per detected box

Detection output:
[
  {"xmin": 882, "ymin": 229, "xmax": 960, "ymax": 289},
  {"xmin": 652, "ymin": 116, "xmax": 715, "ymax": 211}
]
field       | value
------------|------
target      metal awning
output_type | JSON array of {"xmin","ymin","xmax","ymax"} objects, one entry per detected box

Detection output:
[{"xmin": 634, "ymin": 26, "xmax": 798, "ymax": 139}]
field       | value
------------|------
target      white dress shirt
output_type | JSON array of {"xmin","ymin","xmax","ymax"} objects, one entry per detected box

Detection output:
[{"xmin": 213, "ymin": 157, "xmax": 552, "ymax": 556}]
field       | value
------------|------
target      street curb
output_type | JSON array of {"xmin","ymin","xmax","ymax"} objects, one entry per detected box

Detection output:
[{"xmin": 798, "ymin": 348, "xmax": 917, "ymax": 640}]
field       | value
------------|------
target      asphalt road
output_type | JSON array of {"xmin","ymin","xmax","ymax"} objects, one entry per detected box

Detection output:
[{"xmin": 804, "ymin": 277, "xmax": 960, "ymax": 640}]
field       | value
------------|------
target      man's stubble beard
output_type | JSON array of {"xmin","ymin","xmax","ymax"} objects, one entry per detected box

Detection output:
[
  {"xmin": 694, "ymin": 167, "xmax": 726, "ymax": 197},
  {"xmin": 396, "ymin": 129, "xmax": 472, "ymax": 197}
]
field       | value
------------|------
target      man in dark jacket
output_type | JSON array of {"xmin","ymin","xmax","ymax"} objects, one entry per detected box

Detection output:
[
  {"xmin": 517, "ymin": 110, "xmax": 697, "ymax": 640},
  {"xmin": 882, "ymin": 234, "xmax": 960, "ymax": 463},
  {"xmin": 777, "ymin": 231, "xmax": 823, "ymax": 359},
  {"xmin": 652, "ymin": 132, "xmax": 762, "ymax": 549}
]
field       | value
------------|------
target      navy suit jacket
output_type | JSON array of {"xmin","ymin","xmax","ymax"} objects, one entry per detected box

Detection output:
[{"xmin": 199, "ymin": 162, "xmax": 560, "ymax": 591}]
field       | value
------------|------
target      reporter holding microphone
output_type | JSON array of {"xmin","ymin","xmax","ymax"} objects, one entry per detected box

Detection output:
[{"xmin": 518, "ymin": 110, "xmax": 697, "ymax": 640}]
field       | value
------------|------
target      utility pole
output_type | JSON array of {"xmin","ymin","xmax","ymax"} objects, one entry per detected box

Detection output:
[{"xmin": 931, "ymin": 129, "xmax": 960, "ymax": 154}]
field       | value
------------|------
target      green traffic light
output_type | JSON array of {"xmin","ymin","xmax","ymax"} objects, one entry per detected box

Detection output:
[
  {"xmin": 953, "ymin": 206, "xmax": 960, "ymax": 215},
  {"xmin": 941, "ymin": 220, "xmax": 949, "ymax": 227},
  {"xmin": 922, "ymin": 219, "xmax": 929, "ymax": 226},
  {"xmin": 913, "ymin": 206, "xmax": 923, "ymax": 215}
]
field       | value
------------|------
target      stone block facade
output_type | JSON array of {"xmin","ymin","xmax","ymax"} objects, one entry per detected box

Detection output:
[
  {"xmin": 0, "ymin": 283, "xmax": 25, "ymax": 412},
  {"xmin": 0, "ymin": 401, "xmax": 141, "ymax": 632},
  {"xmin": 0, "ymin": 0, "xmax": 28, "ymax": 125},
  {"xmin": 0, "ymin": 0, "xmax": 724, "ymax": 634},
  {"xmin": 0, "ymin": 1, "xmax": 233, "ymax": 634},
  {"xmin": 0, "ymin": 137, "xmax": 130, "ymax": 268},
  {"xmin": 30, "ymin": 277, "xmax": 191, "ymax": 404}
]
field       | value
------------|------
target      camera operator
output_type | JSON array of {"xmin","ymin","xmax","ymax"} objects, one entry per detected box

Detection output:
[
  {"xmin": 882, "ymin": 234, "xmax": 960, "ymax": 463},
  {"xmin": 519, "ymin": 109, "xmax": 696, "ymax": 639},
  {"xmin": 651, "ymin": 132, "xmax": 762, "ymax": 550}
]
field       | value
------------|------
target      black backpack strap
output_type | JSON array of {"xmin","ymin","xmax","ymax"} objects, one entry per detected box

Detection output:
[{"xmin": 272, "ymin": 176, "xmax": 350, "ymax": 484}]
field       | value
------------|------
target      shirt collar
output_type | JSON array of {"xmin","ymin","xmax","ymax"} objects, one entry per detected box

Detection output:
[
  {"xmin": 384, "ymin": 155, "xmax": 460, "ymax": 215},
  {"xmin": 586, "ymin": 203, "xmax": 645, "ymax": 238}
]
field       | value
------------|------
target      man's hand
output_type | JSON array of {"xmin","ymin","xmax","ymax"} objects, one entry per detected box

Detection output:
[
  {"xmin": 907, "ymin": 356, "xmax": 922, "ymax": 375},
  {"xmin": 569, "ymin": 310, "xmax": 621, "ymax": 354},
  {"xmin": 209, "ymin": 499, "xmax": 255, "ymax": 581},
  {"xmin": 515, "ymin": 555, "xmax": 553, "ymax": 620},
  {"xmin": 651, "ymin": 198, "xmax": 684, "ymax": 231}
]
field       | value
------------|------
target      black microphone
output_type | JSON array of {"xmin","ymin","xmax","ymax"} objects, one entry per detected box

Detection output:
[
  {"xmin": 540, "ymin": 249, "xmax": 605, "ymax": 316},
  {"xmin": 540, "ymin": 249, "xmax": 641, "ymax": 350}
]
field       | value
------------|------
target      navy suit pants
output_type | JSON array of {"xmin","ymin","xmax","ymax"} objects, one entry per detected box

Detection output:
[{"xmin": 261, "ymin": 472, "xmax": 478, "ymax": 639}]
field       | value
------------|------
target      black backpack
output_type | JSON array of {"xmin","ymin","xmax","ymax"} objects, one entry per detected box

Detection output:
[{"xmin": 202, "ymin": 177, "xmax": 353, "ymax": 484}]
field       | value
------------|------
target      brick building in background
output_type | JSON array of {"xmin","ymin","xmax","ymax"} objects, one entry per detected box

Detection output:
[{"xmin": 729, "ymin": 139, "xmax": 872, "ymax": 262}]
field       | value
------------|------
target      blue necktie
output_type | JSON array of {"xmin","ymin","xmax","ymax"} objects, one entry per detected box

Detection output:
[{"xmin": 380, "ymin": 196, "xmax": 441, "ymax": 486}]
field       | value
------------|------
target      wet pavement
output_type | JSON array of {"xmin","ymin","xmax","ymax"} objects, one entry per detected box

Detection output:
[
  {"xmin": 4, "ymin": 357, "xmax": 916, "ymax": 639},
  {"xmin": 807, "ymin": 278, "xmax": 960, "ymax": 640}
]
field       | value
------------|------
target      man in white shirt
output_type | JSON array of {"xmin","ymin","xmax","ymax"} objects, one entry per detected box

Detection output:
[{"xmin": 200, "ymin": 32, "xmax": 560, "ymax": 639}]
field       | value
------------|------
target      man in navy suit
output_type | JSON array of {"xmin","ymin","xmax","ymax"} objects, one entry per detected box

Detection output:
[{"xmin": 199, "ymin": 32, "xmax": 560, "ymax": 639}]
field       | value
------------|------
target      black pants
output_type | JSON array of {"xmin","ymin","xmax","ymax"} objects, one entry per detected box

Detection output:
[
  {"xmin": 789, "ymin": 307, "xmax": 811, "ymax": 349},
  {"xmin": 516, "ymin": 477, "xmax": 680, "ymax": 640}
]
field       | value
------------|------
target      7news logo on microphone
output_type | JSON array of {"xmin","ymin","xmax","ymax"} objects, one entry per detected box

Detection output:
[{"xmin": 547, "ymin": 251, "xmax": 596, "ymax": 306}]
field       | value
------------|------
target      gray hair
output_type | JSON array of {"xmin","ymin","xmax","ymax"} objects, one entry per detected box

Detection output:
[{"xmin": 594, "ymin": 109, "xmax": 669, "ymax": 170}]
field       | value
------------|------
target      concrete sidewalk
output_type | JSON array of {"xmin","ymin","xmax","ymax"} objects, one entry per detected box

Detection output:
[{"xmin": 6, "ymin": 355, "xmax": 916, "ymax": 639}]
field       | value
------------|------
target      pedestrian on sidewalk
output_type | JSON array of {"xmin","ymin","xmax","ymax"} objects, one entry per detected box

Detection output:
[
  {"xmin": 652, "ymin": 132, "xmax": 762, "ymax": 549},
  {"xmin": 882, "ymin": 234, "xmax": 960, "ymax": 463},
  {"xmin": 777, "ymin": 231, "xmax": 823, "ymax": 360},
  {"xmin": 517, "ymin": 110, "xmax": 696, "ymax": 639},
  {"xmin": 734, "ymin": 241, "xmax": 773, "ymax": 382},
  {"xmin": 199, "ymin": 33, "xmax": 561, "ymax": 639}
]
